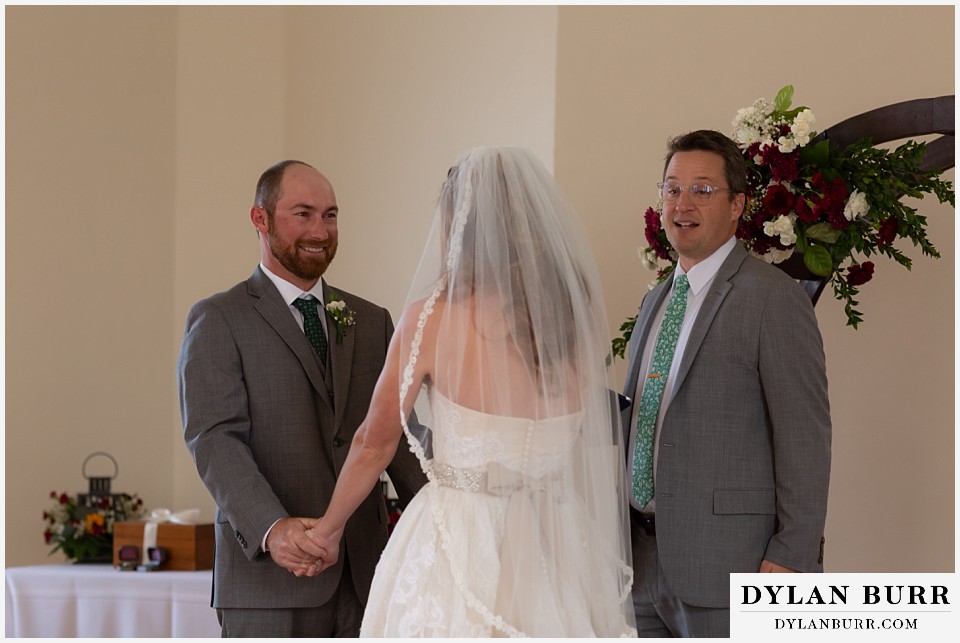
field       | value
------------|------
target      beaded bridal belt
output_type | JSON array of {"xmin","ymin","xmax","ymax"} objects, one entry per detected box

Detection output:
[
  {"xmin": 432, "ymin": 461, "xmax": 562, "ymax": 496},
  {"xmin": 433, "ymin": 462, "xmax": 486, "ymax": 492}
]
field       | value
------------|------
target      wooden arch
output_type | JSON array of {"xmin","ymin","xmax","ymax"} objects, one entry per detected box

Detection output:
[{"xmin": 776, "ymin": 95, "xmax": 955, "ymax": 303}]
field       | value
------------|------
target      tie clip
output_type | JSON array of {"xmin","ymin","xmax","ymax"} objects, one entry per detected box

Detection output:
[{"xmin": 647, "ymin": 373, "xmax": 663, "ymax": 379}]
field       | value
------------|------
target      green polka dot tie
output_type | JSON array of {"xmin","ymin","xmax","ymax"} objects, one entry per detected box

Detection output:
[
  {"xmin": 292, "ymin": 296, "xmax": 328, "ymax": 364},
  {"xmin": 632, "ymin": 274, "xmax": 689, "ymax": 508}
]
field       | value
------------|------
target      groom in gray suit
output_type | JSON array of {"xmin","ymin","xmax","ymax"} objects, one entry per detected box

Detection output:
[
  {"xmin": 622, "ymin": 130, "xmax": 831, "ymax": 637},
  {"xmin": 178, "ymin": 160, "xmax": 426, "ymax": 637}
]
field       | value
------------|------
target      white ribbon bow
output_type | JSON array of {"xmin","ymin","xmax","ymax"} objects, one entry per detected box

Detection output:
[
  {"xmin": 141, "ymin": 508, "xmax": 200, "ymax": 565},
  {"xmin": 148, "ymin": 508, "xmax": 200, "ymax": 525}
]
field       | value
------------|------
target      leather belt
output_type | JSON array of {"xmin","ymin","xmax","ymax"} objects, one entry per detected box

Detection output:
[{"xmin": 633, "ymin": 510, "xmax": 656, "ymax": 536}]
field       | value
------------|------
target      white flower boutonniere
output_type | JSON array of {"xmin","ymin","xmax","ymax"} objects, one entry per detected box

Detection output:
[{"xmin": 325, "ymin": 293, "xmax": 356, "ymax": 344}]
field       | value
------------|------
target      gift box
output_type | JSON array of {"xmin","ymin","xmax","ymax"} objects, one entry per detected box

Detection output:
[{"xmin": 112, "ymin": 521, "xmax": 214, "ymax": 571}]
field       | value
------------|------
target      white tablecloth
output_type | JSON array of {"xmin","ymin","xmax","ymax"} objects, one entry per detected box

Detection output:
[{"xmin": 4, "ymin": 563, "xmax": 220, "ymax": 638}]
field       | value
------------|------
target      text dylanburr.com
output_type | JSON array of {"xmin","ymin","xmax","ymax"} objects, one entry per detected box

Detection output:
[{"xmin": 730, "ymin": 573, "xmax": 957, "ymax": 640}]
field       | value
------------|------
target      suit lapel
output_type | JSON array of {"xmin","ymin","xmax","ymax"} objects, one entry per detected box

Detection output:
[
  {"xmin": 670, "ymin": 243, "xmax": 749, "ymax": 396},
  {"xmin": 248, "ymin": 268, "xmax": 334, "ymax": 413},
  {"xmin": 323, "ymin": 282, "xmax": 354, "ymax": 433}
]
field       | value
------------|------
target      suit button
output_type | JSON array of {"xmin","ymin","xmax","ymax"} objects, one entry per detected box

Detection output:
[
  {"xmin": 235, "ymin": 531, "xmax": 247, "ymax": 549},
  {"xmin": 333, "ymin": 438, "xmax": 345, "ymax": 447}
]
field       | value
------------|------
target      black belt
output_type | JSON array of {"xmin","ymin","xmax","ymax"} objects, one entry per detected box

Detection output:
[{"xmin": 633, "ymin": 510, "xmax": 656, "ymax": 536}]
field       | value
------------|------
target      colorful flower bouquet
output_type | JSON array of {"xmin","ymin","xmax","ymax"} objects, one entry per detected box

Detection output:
[
  {"xmin": 616, "ymin": 85, "xmax": 954, "ymax": 359},
  {"xmin": 43, "ymin": 490, "xmax": 146, "ymax": 562}
]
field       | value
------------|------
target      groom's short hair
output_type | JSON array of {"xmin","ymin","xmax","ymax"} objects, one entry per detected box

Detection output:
[{"xmin": 254, "ymin": 160, "xmax": 317, "ymax": 215}]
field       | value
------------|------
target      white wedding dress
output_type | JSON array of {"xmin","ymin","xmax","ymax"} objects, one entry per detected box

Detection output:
[
  {"xmin": 359, "ymin": 146, "xmax": 635, "ymax": 637},
  {"xmin": 360, "ymin": 389, "xmax": 633, "ymax": 637}
]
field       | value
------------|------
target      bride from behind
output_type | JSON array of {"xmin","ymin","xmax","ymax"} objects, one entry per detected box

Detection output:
[{"xmin": 305, "ymin": 146, "xmax": 637, "ymax": 637}]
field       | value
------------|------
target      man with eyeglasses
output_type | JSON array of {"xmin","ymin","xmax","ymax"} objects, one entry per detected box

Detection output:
[{"xmin": 621, "ymin": 130, "xmax": 831, "ymax": 637}]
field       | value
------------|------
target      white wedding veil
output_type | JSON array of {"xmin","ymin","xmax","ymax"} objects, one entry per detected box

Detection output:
[{"xmin": 396, "ymin": 147, "xmax": 636, "ymax": 636}]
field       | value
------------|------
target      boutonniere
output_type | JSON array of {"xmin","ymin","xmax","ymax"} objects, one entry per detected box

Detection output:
[{"xmin": 325, "ymin": 293, "xmax": 356, "ymax": 344}]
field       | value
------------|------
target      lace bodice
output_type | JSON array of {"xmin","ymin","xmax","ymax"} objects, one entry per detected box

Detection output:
[{"xmin": 428, "ymin": 389, "xmax": 583, "ymax": 477}]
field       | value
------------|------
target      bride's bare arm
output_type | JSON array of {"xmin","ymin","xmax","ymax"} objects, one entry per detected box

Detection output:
[{"xmin": 302, "ymin": 304, "xmax": 432, "ymax": 574}]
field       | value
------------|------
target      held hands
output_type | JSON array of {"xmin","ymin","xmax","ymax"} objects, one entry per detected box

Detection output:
[
  {"xmin": 298, "ymin": 517, "xmax": 343, "ymax": 577},
  {"xmin": 265, "ymin": 517, "xmax": 327, "ymax": 576}
]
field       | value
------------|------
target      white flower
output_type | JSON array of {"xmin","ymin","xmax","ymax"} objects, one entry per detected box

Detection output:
[
  {"xmin": 639, "ymin": 247, "xmax": 657, "ymax": 271},
  {"xmin": 791, "ymin": 110, "xmax": 815, "ymax": 147},
  {"xmin": 777, "ymin": 135, "xmax": 798, "ymax": 154},
  {"xmin": 763, "ymin": 214, "xmax": 797, "ymax": 246},
  {"xmin": 732, "ymin": 100, "xmax": 775, "ymax": 149},
  {"xmin": 325, "ymin": 294, "xmax": 356, "ymax": 343},
  {"xmin": 843, "ymin": 189, "xmax": 870, "ymax": 221},
  {"xmin": 793, "ymin": 108, "xmax": 816, "ymax": 133},
  {"xmin": 766, "ymin": 246, "xmax": 795, "ymax": 264}
]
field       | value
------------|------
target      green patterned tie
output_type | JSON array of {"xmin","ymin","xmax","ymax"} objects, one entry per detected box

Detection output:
[
  {"xmin": 632, "ymin": 274, "xmax": 689, "ymax": 507},
  {"xmin": 292, "ymin": 296, "xmax": 328, "ymax": 364}
]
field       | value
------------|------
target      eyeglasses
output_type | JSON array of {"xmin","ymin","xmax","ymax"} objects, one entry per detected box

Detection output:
[{"xmin": 657, "ymin": 181, "xmax": 737, "ymax": 203}]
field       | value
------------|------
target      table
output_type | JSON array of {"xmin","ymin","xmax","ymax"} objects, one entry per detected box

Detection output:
[{"xmin": 4, "ymin": 564, "xmax": 220, "ymax": 637}]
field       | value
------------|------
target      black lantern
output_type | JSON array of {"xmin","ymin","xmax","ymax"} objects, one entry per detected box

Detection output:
[{"xmin": 77, "ymin": 452, "xmax": 134, "ymax": 521}]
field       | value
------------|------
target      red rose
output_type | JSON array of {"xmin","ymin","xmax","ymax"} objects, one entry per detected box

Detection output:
[
  {"xmin": 762, "ymin": 146, "xmax": 800, "ymax": 182},
  {"xmin": 761, "ymin": 183, "xmax": 795, "ymax": 216},
  {"xmin": 825, "ymin": 176, "xmax": 849, "ymax": 201},
  {"xmin": 794, "ymin": 197, "xmax": 818, "ymax": 223},
  {"xmin": 878, "ymin": 216, "xmax": 898, "ymax": 246},
  {"xmin": 847, "ymin": 261, "xmax": 875, "ymax": 286},
  {"xmin": 823, "ymin": 192, "xmax": 851, "ymax": 230},
  {"xmin": 643, "ymin": 206, "xmax": 661, "ymax": 233},
  {"xmin": 59, "ymin": 493, "xmax": 69, "ymax": 505},
  {"xmin": 44, "ymin": 529, "xmax": 53, "ymax": 544}
]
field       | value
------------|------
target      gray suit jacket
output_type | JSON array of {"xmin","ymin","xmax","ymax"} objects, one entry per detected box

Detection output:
[
  {"xmin": 178, "ymin": 267, "xmax": 426, "ymax": 609},
  {"xmin": 622, "ymin": 242, "xmax": 831, "ymax": 608}
]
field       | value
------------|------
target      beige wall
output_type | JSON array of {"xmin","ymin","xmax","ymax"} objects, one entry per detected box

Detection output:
[
  {"xmin": 6, "ymin": 6, "xmax": 179, "ymax": 567},
  {"xmin": 6, "ymin": 5, "xmax": 953, "ymax": 572},
  {"xmin": 6, "ymin": 4, "xmax": 558, "ymax": 567}
]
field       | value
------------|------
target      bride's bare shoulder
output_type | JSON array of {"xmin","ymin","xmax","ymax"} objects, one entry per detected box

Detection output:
[{"xmin": 394, "ymin": 295, "xmax": 452, "ymax": 349}]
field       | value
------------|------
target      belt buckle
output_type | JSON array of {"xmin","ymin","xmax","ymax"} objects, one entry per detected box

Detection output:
[{"xmin": 638, "ymin": 513, "xmax": 656, "ymax": 536}]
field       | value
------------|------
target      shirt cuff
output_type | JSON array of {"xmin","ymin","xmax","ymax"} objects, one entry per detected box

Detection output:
[{"xmin": 262, "ymin": 518, "xmax": 284, "ymax": 552}]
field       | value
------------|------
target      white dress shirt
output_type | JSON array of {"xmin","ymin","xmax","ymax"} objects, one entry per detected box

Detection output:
[
  {"xmin": 258, "ymin": 262, "xmax": 329, "ymax": 550},
  {"xmin": 259, "ymin": 262, "xmax": 329, "ymax": 338},
  {"xmin": 629, "ymin": 236, "xmax": 737, "ymax": 512}
]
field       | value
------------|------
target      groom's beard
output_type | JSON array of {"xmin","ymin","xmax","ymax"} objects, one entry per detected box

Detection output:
[{"xmin": 266, "ymin": 223, "xmax": 338, "ymax": 281}]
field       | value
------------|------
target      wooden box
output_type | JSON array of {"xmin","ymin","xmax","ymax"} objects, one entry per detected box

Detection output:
[{"xmin": 113, "ymin": 521, "xmax": 215, "ymax": 571}]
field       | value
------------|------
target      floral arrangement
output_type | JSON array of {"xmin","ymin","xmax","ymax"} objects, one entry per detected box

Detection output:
[
  {"xmin": 325, "ymin": 293, "xmax": 356, "ymax": 344},
  {"xmin": 619, "ymin": 85, "xmax": 954, "ymax": 359},
  {"xmin": 43, "ymin": 491, "xmax": 145, "ymax": 562}
]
